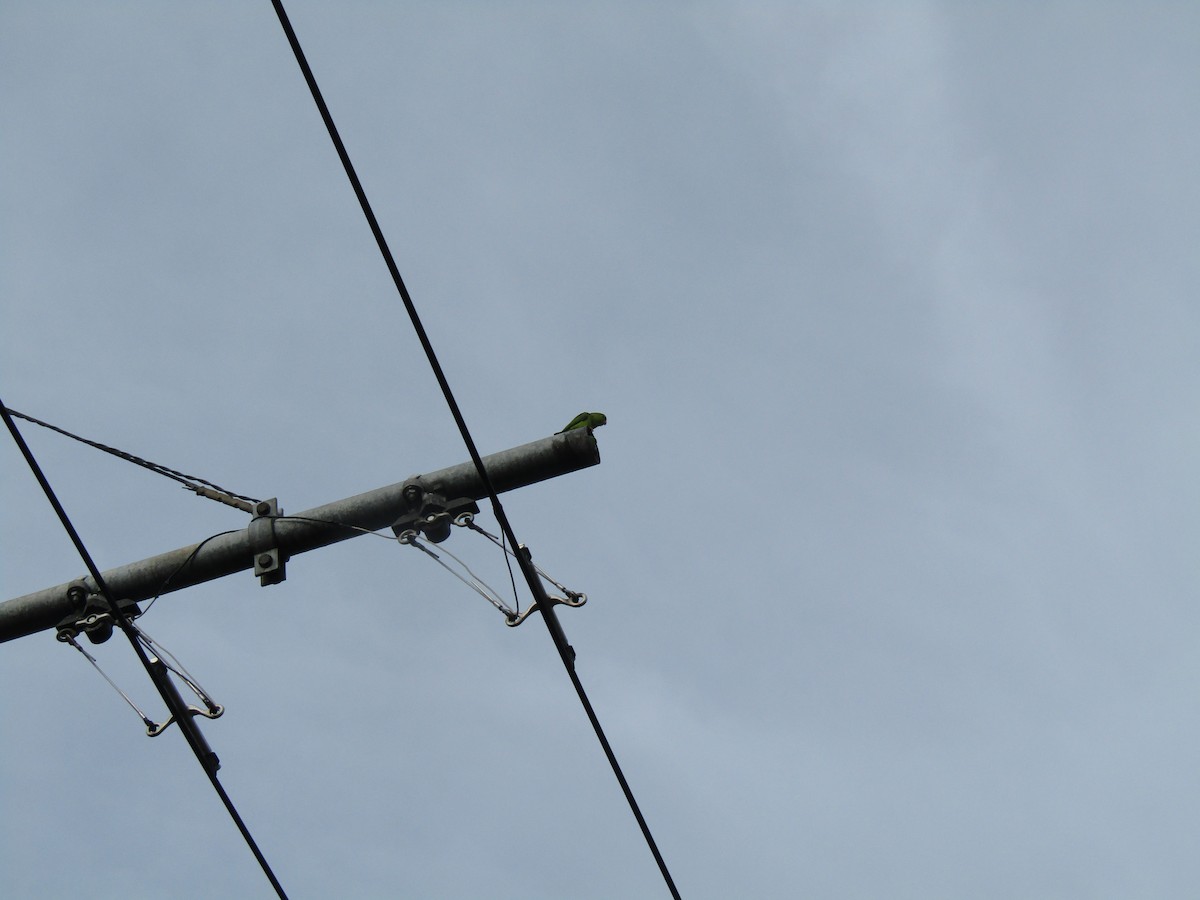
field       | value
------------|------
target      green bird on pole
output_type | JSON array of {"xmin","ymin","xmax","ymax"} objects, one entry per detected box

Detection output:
[{"xmin": 559, "ymin": 411, "xmax": 607, "ymax": 434}]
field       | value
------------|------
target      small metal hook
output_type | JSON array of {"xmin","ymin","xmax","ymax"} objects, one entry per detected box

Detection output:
[
  {"xmin": 504, "ymin": 592, "xmax": 587, "ymax": 628},
  {"xmin": 146, "ymin": 702, "xmax": 224, "ymax": 738}
]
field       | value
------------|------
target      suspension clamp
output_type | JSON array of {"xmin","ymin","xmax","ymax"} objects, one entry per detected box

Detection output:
[
  {"xmin": 503, "ymin": 543, "xmax": 587, "ymax": 627},
  {"xmin": 54, "ymin": 582, "xmax": 142, "ymax": 644},
  {"xmin": 503, "ymin": 589, "xmax": 587, "ymax": 627},
  {"xmin": 248, "ymin": 498, "xmax": 288, "ymax": 586},
  {"xmin": 146, "ymin": 704, "xmax": 224, "ymax": 738},
  {"xmin": 392, "ymin": 481, "xmax": 479, "ymax": 544},
  {"xmin": 145, "ymin": 658, "xmax": 224, "ymax": 741}
]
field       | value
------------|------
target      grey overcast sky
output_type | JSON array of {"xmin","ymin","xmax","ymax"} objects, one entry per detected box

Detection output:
[{"xmin": 2, "ymin": 3, "xmax": 1198, "ymax": 898}]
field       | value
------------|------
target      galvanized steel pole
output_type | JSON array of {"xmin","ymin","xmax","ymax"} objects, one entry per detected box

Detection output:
[{"xmin": 0, "ymin": 428, "xmax": 599, "ymax": 643}]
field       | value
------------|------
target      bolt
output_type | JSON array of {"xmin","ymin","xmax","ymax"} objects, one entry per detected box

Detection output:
[
  {"xmin": 257, "ymin": 553, "xmax": 274, "ymax": 568},
  {"xmin": 403, "ymin": 484, "xmax": 422, "ymax": 503},
  {"xmin": 255, "ymin": 501, "xmax": 272, "ymax": 517}
]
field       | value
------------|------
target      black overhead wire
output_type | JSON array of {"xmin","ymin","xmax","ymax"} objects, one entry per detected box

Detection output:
[
  {"xmin": 140, "ymin": 516, "xmax": 393, "ymax": 618},
  {"xmin": 269, "ymin": 4, "xmax": 681, "ymax": 897},
  {"xmin": 0, "ymin": 399, "xmax": 290, "ymax": 900},
  {"xmin": 1, "ymin": 405, "xmax": 260, "ymax": 512},
  {"xmin": 141, "ymin": 528, "xmax": 244, "ymax": 617}
]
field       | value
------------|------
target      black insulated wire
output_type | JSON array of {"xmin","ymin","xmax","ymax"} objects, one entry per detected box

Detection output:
[
  {"xmin": 2, "ymin": 405, "xmax": 259, "ymax": 510},
  {"xmin": 1, "ymin": 398, "xmax": 290, "ymax": 900},
  {"xmin": 268, "ymin": 4, "xmax": 681, "ymax": 897}
]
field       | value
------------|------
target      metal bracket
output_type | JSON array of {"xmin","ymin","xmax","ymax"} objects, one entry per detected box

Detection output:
[
  {"xmin": 146, "ymin": 700, "xmax": 224, "ymax": 738},
  {"xmin": 248, "ymin": 498, "xmax": 287, "ymax": 586},
  {"xmin": 55, "ymin": 582, "xmax": 142, "ymax": 644},
  {"xmin": 144, "ymin": 655, "xmax": 222, "ymax": 774},
  {"xmin": 504, "ymin": 590, "xmax": 587, "ymax": 628},
  {"xmin": 392, "ymin": 481, "xmax": 479, "ymax": 544}
]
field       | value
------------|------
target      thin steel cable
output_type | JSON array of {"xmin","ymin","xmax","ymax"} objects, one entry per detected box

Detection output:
[
  {"xmin": 283, "ymin": 515, "xmax": 518, "ymax": 614},
  {"xmin": 134, "ymin": 626, "xmax": 220, "ymax": 712},
  {"xmin": 277, "ymin": 515, "xmax": 398, "ymax": 539},
  {"xmin": 269, "ymin": 6, "xmax": 680, "ymax": 896},
  {"xmin": 401, "ymin": 533, "xmax": 516, "ymax": 617},
  {"xmin": 460, "ymin": 517, "xmax": 581, "ymax": 598},
  {"xmin": 141, "ymin": 517, "xmax": 395, "ymax": 618},
  {"xmin": 1, "ymin": 398, "xmax": 290, "ymax": 900},
  {"xmin": 2, "ymin": 405, "xmax": 259, "ymax": 510},
  {"xmin": 141, "ymin": 529, "xmax": 243, "ymax": 617},
  {"xmin": 63, "ymin": 634, "xmax": 157, "ymax": 729}
]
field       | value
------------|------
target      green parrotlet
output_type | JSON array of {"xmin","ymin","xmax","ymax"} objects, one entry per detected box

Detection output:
[{"xmin": 558, "ymin": 411, "xmax": 607, "ymax": 434}]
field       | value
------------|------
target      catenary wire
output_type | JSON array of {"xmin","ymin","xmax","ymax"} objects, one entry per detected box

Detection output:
[
  {"xmin": 1, "ymin": 399, "xmax": 290, "ymax": 900},
  {"xmin": 268, "ymin": 5, "xmax": 681, "ymax": 896}
]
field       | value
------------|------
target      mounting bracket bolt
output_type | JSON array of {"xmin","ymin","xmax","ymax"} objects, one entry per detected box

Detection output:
[{"xmin": 248, "ymin": 498, "xmax": 288, "ymax": 587}]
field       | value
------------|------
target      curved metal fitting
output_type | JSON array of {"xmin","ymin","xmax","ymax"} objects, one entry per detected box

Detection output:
[
  {"xmin": 55, "ymin": 589, "xmax": 141, "ymax": 644},
  {"xmin": 504, "ymin": 591, "xmax": 587, "ymax": 628},
  {"xmin": 146, "ymin": 702, "xmax": 224, "ymax": 738}
]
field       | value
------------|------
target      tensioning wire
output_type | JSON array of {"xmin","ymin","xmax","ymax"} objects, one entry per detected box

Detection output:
[
  {"xmin": 400, "ymin": 531, "xmax": 516, "ymax": 617},
  {"xmin": 1, "ymin": 405, "xmax": 259, "ymax": 511}
]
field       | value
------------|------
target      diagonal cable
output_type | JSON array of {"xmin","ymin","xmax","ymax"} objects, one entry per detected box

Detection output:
[
  {"xmin": 460, "ymin": 516, "xmax": 582, "ymax": 600},
  {"xmin": 63, "ymin": 633, "xmax": 158, "ymax": 730},
  {"xmin": 269, "ymin": 5, "xmax": 680, "ymax": 896},
  {"xmin": 1, "ymin": 398, "xmax": 289, "ymax": 900},
  {"xmin": 1, "ymin": 405, "xmax": 259, "ymax": 511},
  {"xmin": 401, "ymin": 532, "xmax": 516, "ymax": 617}
]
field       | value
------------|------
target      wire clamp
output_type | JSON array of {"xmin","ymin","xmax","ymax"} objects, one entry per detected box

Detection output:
[
  {"xmin": 504, "ymin": 590, "xmax": 587, "ymax": 628},
  {"xmin": 54, "ymin": 582, "xmax": 141, "ymax": 644},
  {"xmin": 392, "ymin": 481, "xmax": 479, "ymax": 544},
  {"xmin": 249, "ymin": 498, "xmax": 288, "ymax": 586},
  {"xmin": 142, "ymin": 655, "xmax": 222, "ymax": 774},
  {"xmin": 146, "ymin": 699, "xmax": 225, "ymax": 738}
]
